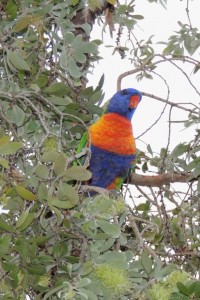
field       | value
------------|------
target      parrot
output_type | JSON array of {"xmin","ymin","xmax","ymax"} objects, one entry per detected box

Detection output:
[{"xmin": 79, "ymin": 88, "xmax": 142, "ymax": 190}]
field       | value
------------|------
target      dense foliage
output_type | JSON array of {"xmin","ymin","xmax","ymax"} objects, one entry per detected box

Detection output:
[{"xmin": 0, "ymin": 0, "xmax": 200, "ymax": 299}]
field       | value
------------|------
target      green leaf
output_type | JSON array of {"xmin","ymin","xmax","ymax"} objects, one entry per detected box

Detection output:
[
  {"xmin": 132, "ymin": 14, "xmax": 144, "ymax": 20},
  {"xmin": 81, "ymin": 261, "xmax": 94, "ymax": 276},
  {"xmin": 73, "ymin": 50, "xmax": 87, "ymax": 63},
  {"xmin": 53, "ymin": 152, "xmax": 66, "ymax": 175},
  {"xmin": 171, "ymin": 143, "xmax": 188, "ymax": 159},
  {"xmin": 77, "ymin": 42, "xmax": 97, "ymax": 54},
  {"xmin": 0, "ymin": 135, "xmax": 10, "ymax": 147},
  {"xmin": 0, "ymin": 141, "xmax": 23, "ymax": 155},
  {"xmin": 65, "ymin": 32, "xmax": 75, "ymax": 43},
  {"xmin": 0, "ymin": 235, "xmax": 11, "ymax": 257},
  {"xmin": 68, "ymin": 57, "xmax": 81, "ymax": 78},
  {"xmin": 193, "ymin": 163, "xmax": 200, "ymax": 178},
  {"xmin": 147, "ymin": 144, "xmax": 153, "ymax": 155},
  {"xmin": 186, "ymin": 158, "xmax": 200, "ymax": 171},
  {"xmin": 100, "ymin": 251, "xmax": 128, "ymax": 269},
  {"xmin": 62, "ymin": 166, "xmax": 92, "ymax": 181},
  {"xmin": 141, "ymin": 251, "xmax": 153, "ymax": 275},
  {"xmin": 137, "ymin": 201, "xmax": 150, "ymax": 212},
  {"xmin": 48, "ymin": 96, "xmax": 72, "ymax": 106},
  {"xmin": 32, "ymin": 74, "xmax": 48, "ymax": 88},
  {"xmin": 0, "ymin": 216, "xmax": 14, "ymax": 233},
  {"xmin": 13, "ymin": 15, "xmax": 32, "ymax": 32},
  {"xmin": 0, "ymin": 158, "xmax": 9, "ymax": 169},
  {"xmin": 99, "ymin": 238, "xmax": 115, "ymax": 252},
  {"xmin": 35, "ymin": 164, "xmax": 49, "ymax": 179},
  {"xmin": 41, "ymin": 150, "xmax": 59, "ymax": 163},
  {"xmin": 44, "ymin": 82, "xmax": 70, "ymax": 96},
  {"xmin": 53, "ymin": 243, "xmax": 68, "ymax": 259},
  {"xmin": 16, "ymin": 207, "xmax": 31, "ymax": 228},
  {"xmin": 26, "ymin": 264, "xmax": 46, "ymax": 275},
  {"xmin": 38, "ymin": 183, "xmax": 48, "ymax": 201},
  {"xmin": 169, "ymin": 293, "xmax": 188, "ymax": 300},
  {"xmin": 88, "ymin": 196, "xmax": 113, "ymax": 215},
  {"xmin": 176, "ymin": 282, "xmax": 190, "ymax": 296},
  {"xmin": 88, "ymin": 90, "xmax": 103, "ymax": 105},
  {"xmin": 87, "ymin": 0, "xmax": 101, "ymax": 10},
  {"xmin": 6, "ymin": 0, "xmax": 17, "ymax": 20},
  {"xmin": 7, "ymin": 50, "xmax": 31, "ymax": 71},
  {"xmin": 17, "ymin": 212, "xmax": 34, "ymax": 231},
  {"xmin": 194, "ymin": 281, "xmax": 200, "ymax": 297},
  {"xmin": 173, "ymin": 45, "xmax": 184, "ymax": 56},
  {"xmin": 107, "ymin": 0, "xmax": 116, "ymax": 4},
  {"xmin": 7, "ymin": 105, "xmax": 25, "ymax": 126},
  {"xmin": 51, "ymin": 206, "xmax": 63, "ymax": 226},
  {"xmin": 43, "ymin": 283, "xmax": 70, "ymax": 300},
  {"xmin": 57, "ymin": 183, "xmax": 79, "ymax": 202},
  {"xmin": 59, "ymin": 50, "xmax": 69, "ymax": 70},
  {"xmin": 15, "ymin": 185, "xmax": 37, "ymax": 201},
  {"xmin": 49, "ymin": 197, "xmax": 78, "ymax": 209},
  {"xmin": 97, "ymin": 220, "xmax": 120, "ymax": 238},
  {"xmin": 77, "ymin": 278, "xmax": 91, "ymax": 288},
  {"xmin": 160, "ymin": 264, "xmax": 176, "ymax": 277}
]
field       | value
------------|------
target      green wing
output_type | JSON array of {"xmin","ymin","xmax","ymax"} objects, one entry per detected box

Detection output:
[{"xmin": 77, "ymin": 132, "xmax": 88, "ymax": 154}]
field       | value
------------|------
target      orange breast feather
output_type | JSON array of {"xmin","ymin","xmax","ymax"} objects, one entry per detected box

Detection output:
[{"xmin": 89, "ymin": 113, "xmax": 136, "ymax": 155}]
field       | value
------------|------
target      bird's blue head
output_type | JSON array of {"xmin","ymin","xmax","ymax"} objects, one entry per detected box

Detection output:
[{"xmin": 105, "ymin": 88, "xmax": 142, "ymax": 120}]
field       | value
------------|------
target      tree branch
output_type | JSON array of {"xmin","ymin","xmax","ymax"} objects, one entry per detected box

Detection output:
[{"xmin": 130, "ymin": 172, "xmax": 192, "ymax": 187}]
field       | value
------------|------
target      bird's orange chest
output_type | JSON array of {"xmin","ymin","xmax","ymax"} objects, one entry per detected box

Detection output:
[{"xmin": 89, "ymin": 113, "xmax": 136, "ymax": 155}]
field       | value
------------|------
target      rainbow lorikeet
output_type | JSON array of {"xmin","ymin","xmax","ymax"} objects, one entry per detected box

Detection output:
[{"xmin": 80, "ymin": 88, "xmax": 142, "ymax": 189}]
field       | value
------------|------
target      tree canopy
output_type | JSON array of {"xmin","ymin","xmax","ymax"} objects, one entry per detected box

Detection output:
[{"xmin": 0, "ymin": 0, "xmax": 200, "ymax": 299}]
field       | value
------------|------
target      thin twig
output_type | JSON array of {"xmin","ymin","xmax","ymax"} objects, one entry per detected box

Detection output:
[
  {"xmin": 128, "ymin": 215, "xmax": 158, "ymax": 258},
  {"xmin": 186, "ymin": 0, "xmax": 193, "ymax": 30},
  {"xmin": 142, "ymin": 91, "xmax": 197, "ymax": 114}
]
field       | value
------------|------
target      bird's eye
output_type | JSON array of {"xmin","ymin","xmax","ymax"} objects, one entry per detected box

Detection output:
[{"xmin": 121, "ymin": 89, "xmax": 128, "ymax": 95}]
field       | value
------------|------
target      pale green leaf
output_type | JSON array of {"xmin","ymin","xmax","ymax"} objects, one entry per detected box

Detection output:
[
  {"xmin": 132, "ymin": 14, "xmax": 144, "ymax": 20},
  {"xmin": 97, "ymin": 220, "xmax": 120, "ymax": 238},
  {"xmin": 7, "ymin": 50, "xmax": 31, "ymax": 71},
  {"xmin": 62, "ymin": 165, "xmax": 92, "ymax": 181},
  {"xmin": 6, "ymin": 0, "xmax": 17, "ymax": 20},
  {"xmin": 41, "ymin": 150, "xmax": 59, "ymax": 163},
  {"xmin": 15, "ymin": 185, "xmax": 37, "ymax": 201},
  {"xmin": 88, "ymin": 0, "xmax": 101, "ymax": 9},
  {"xmin": 81, "ymin": 261, "xmax": 94, "ymax": 276},
  {"xmin": 0, "ymin": 142, "xmax": 23, "ymax": 155},
  {"xmin": 171, "ymin": 143, "xmax": 188, "ymax": 159},
  {"xmin": 77, "ymin": 278, "xmax": 91, "ymax": 288},
  {"xmin": 17, "ymin": 212, "xmax": 34, "ymax": 231},
  {"xmin": 49, "ymin": 197, "xmax": 78, "ymax": 209},
  {"xmin": 7, "ymin": 105, "xmax": 25, "ymax": 126},
  {"xmin": 57, "ymin": 183, "xmax": 79, "ymax": 202},
  {"xmin": 53, "ymin": 152, "xmax": 66, "ymax": 175},
  {"xmin": 141, "ymin": 251, "xmax": 153, "ymax": 275},
  {"xmin": 13, "ymin": 15, "xmax": 32, "ymax": 32},
  {"xmin": 65, "ymin": 32, "xmax": 75, "ymax": 43},
  {"xmin": 68, "ymin": 57, "xmax": 81, "ymax": 78},
  {"xmin": 73, "ymin": 50, "xmax": 86, "ymax": 63},
  {"xmin": 59, "ymin": 50, "xmax": 69, "ymax": 70},
  {"xmin": 47, "ymin": 96, "xmax": 72, "ymax": 106},
  {"xmin": 44, "ymin": 82, "xmax": 70, "ymax": 96},
  {"xmin": 0, "ymin": 158, "xmax": 9, "ymax": 169},
  {"xmin": 0, "ymin": 136, "xmax": 10, "ymax": 147},
  {"xmin": 0, "ymin": 216, "xmax": 14, "ymax": 233},
  {"xmin": 0, "ymin": 235, "xmax": 11, "ymax": 257},
  {"xmin": 35, "ymin": 164, "xmax": 49, "ymax": 179},
  {"xmin": 77, "ymin": 42, "xmax": 97, "ymax": 54},
  {"xmin": 16, "ymin": 207, "xmax": 31, "ymax": 228}
]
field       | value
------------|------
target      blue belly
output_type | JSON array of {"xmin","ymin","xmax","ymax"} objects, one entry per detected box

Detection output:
[{"xmin": 89, "ymin": 145, "xmax": 135, "ymax": 188}]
